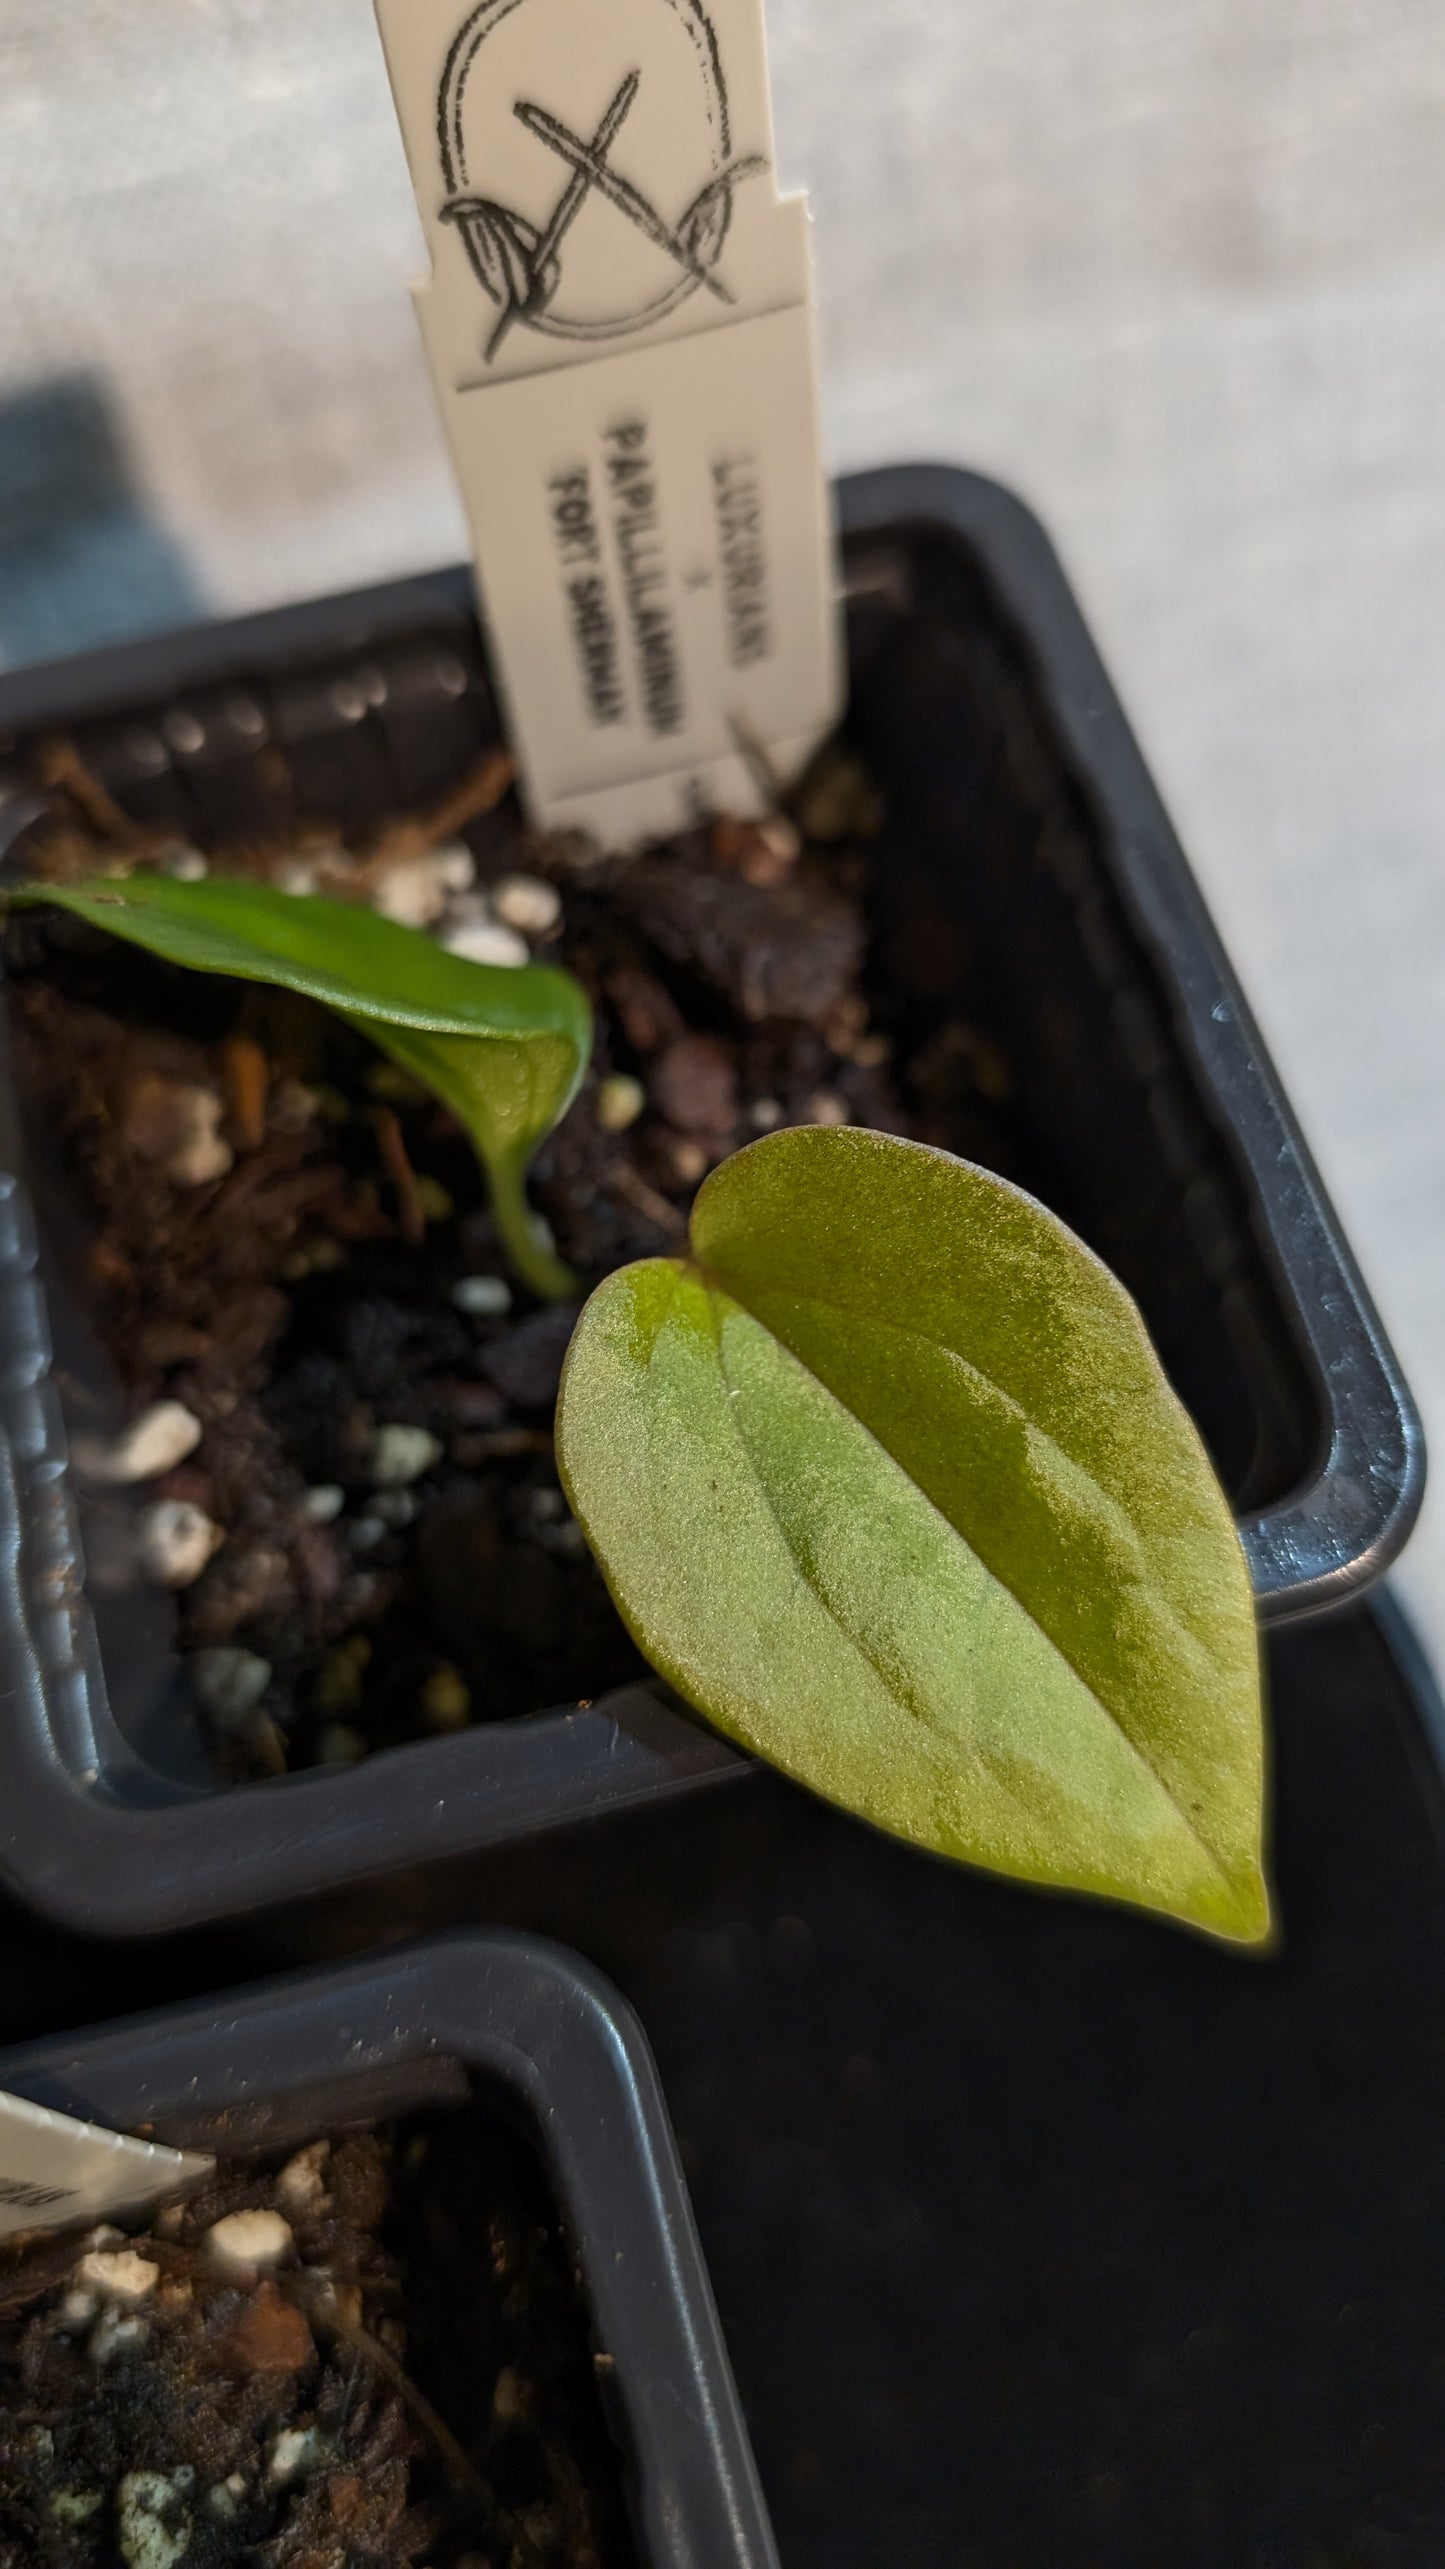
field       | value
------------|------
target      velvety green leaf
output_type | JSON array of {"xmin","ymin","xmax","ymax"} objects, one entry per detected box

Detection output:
[
  {"xmin": 12, "ymin": 875, "xmax": 591, "ymax": 1296},
  {"xmin": 556, "ymin": 1124, "xmax": 1267, "ymax": 1941}
]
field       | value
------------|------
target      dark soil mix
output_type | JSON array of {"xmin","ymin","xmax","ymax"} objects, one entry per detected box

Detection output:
[
  {"xmin": 0, "ymin": 2110, "xmax": 634, "ymax": 2569},
  {"xmin": 2, "ymin": 755, "xmax": 1020, "ymax": 1781}
]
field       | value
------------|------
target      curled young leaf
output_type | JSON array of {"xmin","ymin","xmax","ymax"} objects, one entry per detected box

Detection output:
[
  {"xmin": 557, "ymin": 1124, "xmax": 1268, "ymax": 1942},
  {"xmin": 11, "ymin": 875, "xmax": 591, "ymax": 1297}
]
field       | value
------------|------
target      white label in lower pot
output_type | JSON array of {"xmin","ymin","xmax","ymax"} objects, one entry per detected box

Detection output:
[
  {"xmin": 0, "ymin": 2090, "xmax": 213, "ymax": 2242},
  {"xmin": 374, "ymin": 0, "xmax": 843, "ymax": 844}
]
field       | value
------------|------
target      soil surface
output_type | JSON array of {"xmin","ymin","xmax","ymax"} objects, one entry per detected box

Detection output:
[
  {"xmin": 0, "ymin": 2111, "xmax": 633, "ymax": 2569},
  {"xmin": 3, "ymin": 753, "xmax": 1017, "ymax": 1780}
]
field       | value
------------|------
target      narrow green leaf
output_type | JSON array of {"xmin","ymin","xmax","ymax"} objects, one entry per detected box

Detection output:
[
  {"xmin": 557, "ymin": 1124, "xmax": 1268, "ymax": 1941},
  {"xmin": 11, "ymin": 876, "xmax": 591, "ymax": 1297}
]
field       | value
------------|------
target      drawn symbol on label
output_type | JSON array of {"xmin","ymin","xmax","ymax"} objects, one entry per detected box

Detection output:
[{"xmin": 437, "ymin": 0, "xmax": 769, "ymax": 362}]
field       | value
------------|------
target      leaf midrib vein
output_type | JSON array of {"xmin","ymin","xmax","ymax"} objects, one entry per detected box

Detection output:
[
  {"xmin": 697, "ymin": 1286, "xmax": 1049, "ymax": 1837},
  {"xmin": 692, "ymin": 1263, "xmax": 1230, "ymax": 1881}
]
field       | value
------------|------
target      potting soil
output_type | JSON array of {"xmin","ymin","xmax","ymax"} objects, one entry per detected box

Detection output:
[
  {"xmin": 3, "ymin": 763, "xmax": 1018, "ymax": 1780},
  {"xmin": 0, "ymin": 2109, "xmax": 632, "ymax": 2568}
]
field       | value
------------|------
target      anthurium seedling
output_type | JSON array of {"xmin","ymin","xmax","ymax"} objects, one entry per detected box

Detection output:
[
  {"xmin": 11, "ymin": 874, "xmax": 591, "ymax": 1299},
  {"xmin": 556, "ymin": 1124, "xmax": 1268, "ymax": 1944}
]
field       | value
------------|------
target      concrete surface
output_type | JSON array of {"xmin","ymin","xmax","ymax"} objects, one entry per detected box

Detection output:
[{"xmin": 2, "ymin": 0, "xmax": 1443, "ymax": 1658}]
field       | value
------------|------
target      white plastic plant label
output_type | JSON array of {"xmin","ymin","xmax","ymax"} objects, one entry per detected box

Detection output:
[
  {"xmin": 374, "ymin": 0, "xmax": 844, "ymax": 844},
  {"xmin": 0, "ymin": 2090, "xmax": 212, "ymax": 2243}
]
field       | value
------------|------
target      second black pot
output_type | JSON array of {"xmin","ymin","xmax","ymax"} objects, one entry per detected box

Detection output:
[{"xmin": 0, "ymin": 1930, "xmax": 779, "ymax": 2569}]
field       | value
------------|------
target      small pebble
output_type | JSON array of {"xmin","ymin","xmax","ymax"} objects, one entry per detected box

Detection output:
[
  {"xmin": 122, "ymin": 1076, "xmax": 233, "ymax": 1187},
  {"xmin": 60, "ymin": 2288, "xmax": 98, "ymax": 2329},
  {"xmin": 205, "ymin": 2209, "xmax": 293, "ymax": 2275},
  {"xmin": 347, "ymin": 1515, "xmax": 387, "ymax": 1553},
  {"xmin": 316, "ymin": 1722, "xmax": 366, "ymax": 1767},
  {"xmin": 422, "ymin": 1664, "xmax": 471, "ymax": 1732},
  {"xmin": 435, "ymin": 841, "xmax": 476, "ymax": 891},
  {"xmin": 51, "ymin": 2491, "xmax": 104, "ymax": 2526},
  {"xmin": 369, "ymin": 1422, "xmax": 443, "ymax": 1487},
  {"xmin": 806, "ymin": 1088, "xmax": 850, "ymax": 1127},
  {"xmin": 274, "ymin": 856, "xmax": 318, "ymax": 897},
  {"xmin": 167, "ymin": 1111, "xmax": 233, "ymax": 1187},
  {"xmin": 650, "ymin": 1034, "xmax": 737, "ymax": 1136},
  {"xmin": 74, "ymin": 2250, "xmax": 159, "ymax": 2307},
  {"xmin": 159, "ymin": 847, "xmax": 208, "ymax": 882},
  {"xmin": 90, "ymin": 2309, "xmax": 149, "ymax": 2367},
  {"xmin": 371, "ymin": 852, "xmax": 452, "ymax": 928},
  {"xmin": 492, "ymin": 873, "xmax": 562, "ymax": 935},
  {"xmin": 371, "ymin": 1489, "xmax": 417, "ymax": 1528},
  {"xmin": 301, "ymin": 1484, "xmax": 345, "ymax": 1524},
  {"xmin": 165, "ymin": 1099, "xmax": 231, "ymax": 1186},
  {"xmin": 77, "ymin": 1400, "xmax": 202, "ymax": 1485},
  {"xmin": 452, "ymin": 1273, "xmax": 512, "ymax": 1317},
  {"xmin": 266, "ymin": 2426, "xmax": 325, "ymax": 2488},
  {"xmin": 595, "ymin": 1073, "xmax": 645, "ymax": 1133},
  {"xmin": 750, "ymin": 1096, "xmax": 783, "ymax": 1129},
  {"xmin": 276, "ymin": 2141, "xmax": 330, "ymax": 2214},
  {"xmin": 188, "ymin": 1647, "xmax": 272, "ymax": 1728},
  {"xmin": 443, "ymin": 918, "xmax": 530, "ymax": 969},
  {"xmin": 137, "ymin": 1498, "xmax": 224, "ymax": 1589},
  {"xmin": 671, "ymin": 1138, "xmax": 708, "ymax": 1184},
  {"xmin": 117, "ymin": 2469, "xmax": 193, "ymax": 2569}
]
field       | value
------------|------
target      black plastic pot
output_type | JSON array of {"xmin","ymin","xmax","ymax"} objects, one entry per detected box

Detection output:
[
  {"xmin": 0, "ymin": 1929, "xmax": 779, "ymax": 2569},
  {"xmin": 1, "ymin": 1598, "xmax": 1442, "ymax": 2567},
  {"xmin": 509, "ymin": 1589, "xmax": 1445, "ymax": 2569},
  {"xmin": 0, "ymin": 465, "xmax": 1421, "ymax": 1935}
]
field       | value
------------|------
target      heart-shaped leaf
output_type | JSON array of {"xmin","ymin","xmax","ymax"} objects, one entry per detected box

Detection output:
[
  {"xmin": 12, "ymin": 875, "xmax": 591, "ymax": 1297},
  {"xmin": 557, "ymin": 1124, "xmax": 1267, "ymax": 1941}
]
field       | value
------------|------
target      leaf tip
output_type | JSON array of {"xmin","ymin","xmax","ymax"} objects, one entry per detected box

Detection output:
[{"xmin": 1188, "ymin": 1859, "xmax": 1272, "ymax": 1950}]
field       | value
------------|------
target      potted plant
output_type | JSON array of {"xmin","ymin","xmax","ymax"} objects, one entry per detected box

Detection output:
[
  {"xmin": 0, "ymin": 470, "xmax": 1422, "ymax": 1934},
  {"xmin": 0, "ymin": 1930, "xmax": 779, "ymax": 2568}
]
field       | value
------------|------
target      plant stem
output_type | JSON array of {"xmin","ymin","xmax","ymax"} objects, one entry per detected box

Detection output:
[{"xmin": 486, "ymin": 1151, "xmax": 578, "ymax": 1301}]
